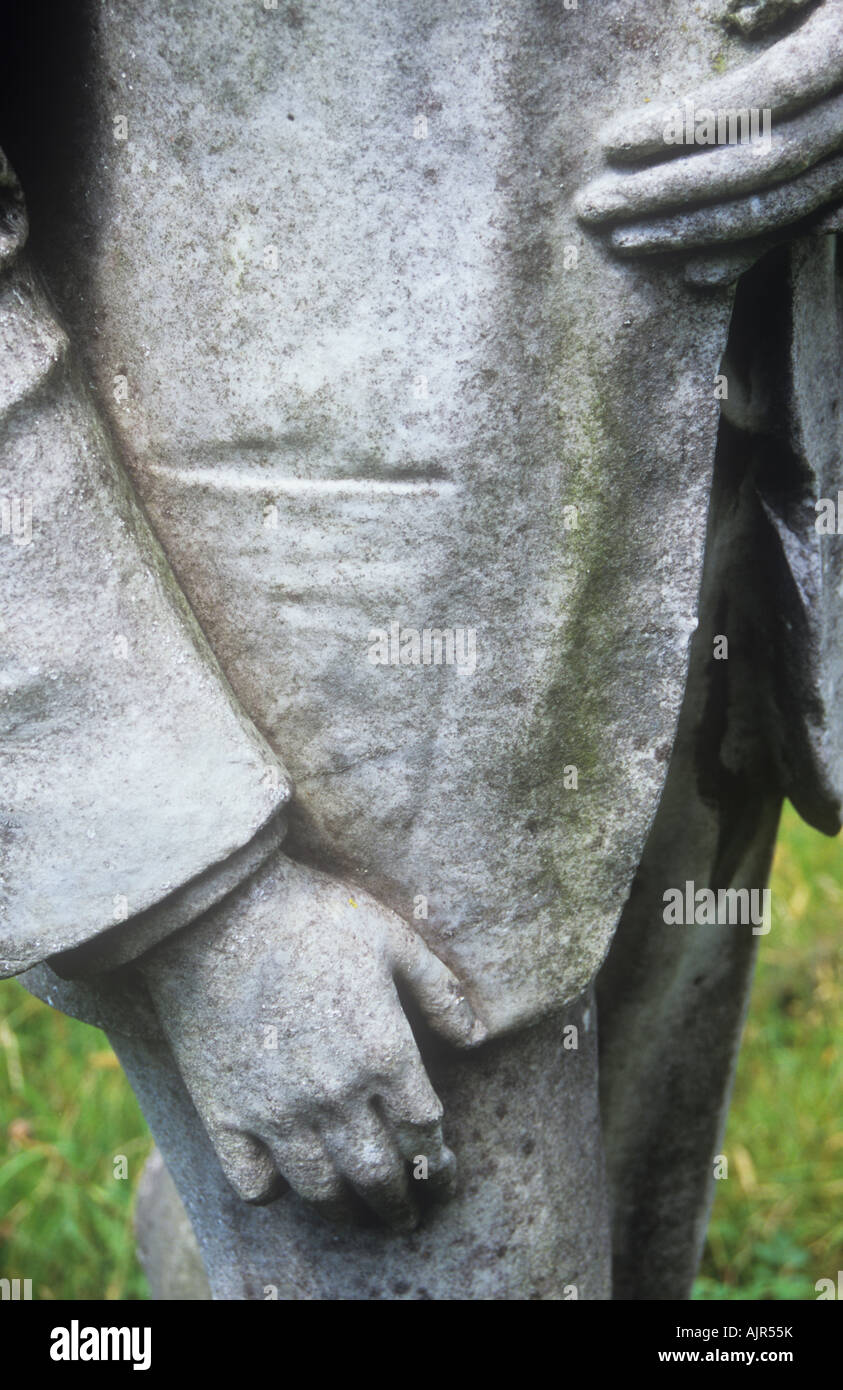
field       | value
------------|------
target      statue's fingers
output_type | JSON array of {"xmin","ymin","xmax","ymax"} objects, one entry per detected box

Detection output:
[
  {"xmin": 577, "ymin": 89, "xmax": 843, "ymax": 226},
  {"xmin": 211, "ymin": 1127, "xmax": 284, "ymax": 1205},
  {"xmin": 322, "ymin": 1104, "xmax": 419, "ymax": 1232},
  {"xmin": 264, "ymin": 1130, "xmax": 354, "ymax": 1223},
  {"xmin": 600, "ymin": 0, "xmax": 843, "ymax": 163},
  {"xmin": 607, "ymin": 150, "xmax": 843, "ymax": 255},
  {"xmin": 376, "ymin": 1076, "xmax": 458, "ymax": 1200}
]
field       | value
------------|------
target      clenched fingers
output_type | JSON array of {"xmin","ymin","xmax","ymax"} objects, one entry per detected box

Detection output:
[{"xmin": 322, "ymin": 1103, "xmax": 419, "ymax": 1231}]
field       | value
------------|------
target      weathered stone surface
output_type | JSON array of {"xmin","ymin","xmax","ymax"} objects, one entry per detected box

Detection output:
[
  {"xmin": 135, "ymin": 1149, "xmax": 211, "ymax": 1302},
  {"xmin": 2, "ymin": 0, "xmax": 841, "ymax": 1299}
]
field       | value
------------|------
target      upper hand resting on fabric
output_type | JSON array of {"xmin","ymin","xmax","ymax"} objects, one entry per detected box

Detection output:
[
  {"xmin": 575, "ymin": 0, "xmax": 843, "ymax": 257},
  {"xmin": 135, "ymin": 847, "xmax": 486, "ymax": 1230}
]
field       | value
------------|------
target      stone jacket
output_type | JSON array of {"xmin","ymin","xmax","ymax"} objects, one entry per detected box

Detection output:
[{"xmin": 2, "ymin": 0, "xmax": 842, "ymax": 1037}]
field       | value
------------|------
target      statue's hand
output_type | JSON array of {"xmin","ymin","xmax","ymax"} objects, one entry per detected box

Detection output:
[
  {"xmin": 136, "ymin": 849, "xmax": 485, "ymax": 1229},
  {"xmin": 576, "ymin": 0, "xmax": 843, "ymax": 256}
]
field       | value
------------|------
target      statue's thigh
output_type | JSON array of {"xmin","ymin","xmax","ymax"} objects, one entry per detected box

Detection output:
[{"xmin": 112, "ymin": 994, "xmax": 610, "ymax": 1301}]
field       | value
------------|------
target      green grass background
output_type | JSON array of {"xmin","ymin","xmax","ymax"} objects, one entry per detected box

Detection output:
[{"xmin": 0, "ymin": 801, "xmax": 840, "ymax": 1300}]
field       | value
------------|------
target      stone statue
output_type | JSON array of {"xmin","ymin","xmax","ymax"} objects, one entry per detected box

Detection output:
[{"xmin": 1, "ymin": 0, "xmax": 841, "ymax": 1300}]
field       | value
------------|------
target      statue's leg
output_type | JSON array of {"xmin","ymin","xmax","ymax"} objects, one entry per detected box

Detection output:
[
  {"xmin": 597, "ymin": 257, "xmax": 796, "ymax": 1296},
  {"xmin": 110, "ymin": 992, "xmax": 610, "ymax": 1301},
  {"xmin": 597, "ymin": 737, "xmax": 780, "ymax": 1299}
]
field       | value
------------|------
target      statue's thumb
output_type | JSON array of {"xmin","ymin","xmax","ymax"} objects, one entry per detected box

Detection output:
[{"xmin": 393, "ymin": 933, "xmax": 488, "ymax": 1049}]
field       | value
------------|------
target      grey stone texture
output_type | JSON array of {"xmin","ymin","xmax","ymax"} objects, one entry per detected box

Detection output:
[{"xmin": 1, "ymin": 0, "xmax": 841, "ymax": 1298}]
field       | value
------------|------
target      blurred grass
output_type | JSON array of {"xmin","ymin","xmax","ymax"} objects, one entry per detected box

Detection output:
[
  {"xmin": 0, "ymin": 984, "xmax": 152, "ymax": 1299},
  {"xmin": 694, "ymin": 802, "xmax": 843, "ymax": 1300},
  {"xmin": 0, "ymin": 799, "xmax": 840, "ymax": 1300}
]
